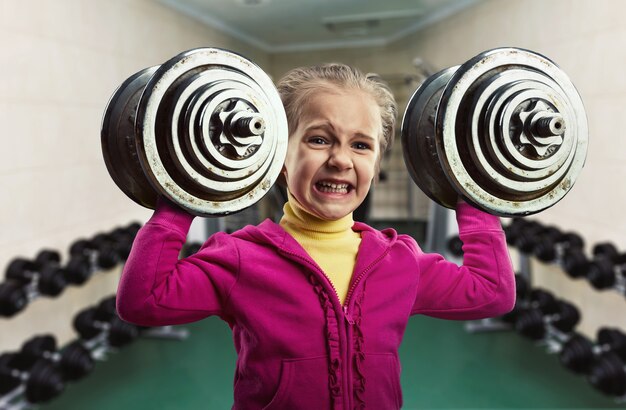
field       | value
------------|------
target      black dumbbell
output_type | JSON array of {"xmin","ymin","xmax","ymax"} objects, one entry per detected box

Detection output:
[
  {"xmin": 17, "ymin": 335, "xmax": 94, "ymax": 382},
  {"xmin": 0, "ymin": 280, "xmax": 28, "ymax": 317},
  {"xmin": 69, "ymin": 237, "xmax": 118, "ymax": 270},
  {"xmin": 500, "ymin": 274, "xmax": 530, "ymax": 324},
  {"xmin": 503, "ymin": 218, "xmax": 528, "ymax": 246},
  {"xmin": 560, "ymin": 242, "xmax": 623, "ymax": 286},
  {"xmin": 585, "ymin": 243, "xmax": 626, "ymax": 290},
  {"xmin": 560, "ymin": 328, "xmax": 626, "ymax": 374},
  {"xmin": 63, "ymin": 254, "xmax": 93, "ymax": 286},
  {"xmin": 532, "ymin": 228, "xmax": 584, "ymax": 263},
  {"xmin": 5, "ymin": 250, "xmax": 67, "ymax": 297},
  {"xmin": 446, "ymin": 236, "xmax": 463, "ymax": 257},
  {"xmin": 100, "ymin": 222, "xmax": 141, "ymax": 260},
  {"xmin": 181, "ymin": 242, "xmax": 203, "ymax": 258},
  {"xmin": 504, "ymin": 219, "xmax": 544, "ymax": 250},
  {"xmin": 515, "ymin": 298, "xmax": 581, "ymax": 340},
  {"xmin": 588, "ymin": 352, "xmax": 626, "ymax": 397},
  {"xmin": 566, "ymin": 243, "xmax": 625, "ymax": 289},
  {"xmin": 0, "ymin": 353, "xmax": 65, "ymax": 404},
  {"xmin": 73, "ymin": 305, "xmax": 139, "ymax": 348}
]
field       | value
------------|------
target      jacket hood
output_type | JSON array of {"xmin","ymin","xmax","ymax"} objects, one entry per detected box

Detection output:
[
  {"xmin": 232, "ymin": 219, "xmax": 399, "ymax": 250},
  {"xmin": 232, "ymin": 219, "xmax": 398, "ymax": 274}
]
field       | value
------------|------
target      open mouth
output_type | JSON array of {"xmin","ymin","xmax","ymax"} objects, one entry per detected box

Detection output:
[{"xmin": 315, "ymin": 180, "xmax": 352, "ymax": 194}]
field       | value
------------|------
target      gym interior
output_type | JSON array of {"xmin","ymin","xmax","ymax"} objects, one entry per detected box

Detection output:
[{"xmin": 1, "ymin": 0, "xmax": 626, "ymax": 408}]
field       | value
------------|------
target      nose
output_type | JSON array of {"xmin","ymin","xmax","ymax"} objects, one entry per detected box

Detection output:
[{"xmin": 327, "ymin": 145, "xmax": 353, "ymax": 170}]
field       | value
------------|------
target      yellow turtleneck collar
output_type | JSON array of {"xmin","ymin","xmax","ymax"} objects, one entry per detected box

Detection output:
[
  {"xmin": 279, "ymin": 191, "xmax": 361, "ymax": 304},
  {"xmin": 280, "ymin": 191, "xmax": 355, "ymax": 236}
]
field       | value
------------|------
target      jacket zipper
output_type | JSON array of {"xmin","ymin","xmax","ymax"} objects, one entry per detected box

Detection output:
[
  {"xmin": 280, "ymin": 247, "xmax": 351, "ymax": 409},
  {"xmin": 343, "ymin": 247, "xmax": 391, "ymax": 311},
  {"xmin": 342, "ymin": 247, "xmax": 391, "ymax": 410},
  {"xmin": 281, "ymin": 245, "xmax": 391, "ymax": 409}
]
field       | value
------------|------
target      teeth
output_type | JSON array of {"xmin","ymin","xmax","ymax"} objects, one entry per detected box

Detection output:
[
  {"xmin": 319, "ymin": 181, "xmax": 348, "ymax": 189},
  {"xmin": 317, "ymin": 181, "xmax": 349, "ymax": 194}
]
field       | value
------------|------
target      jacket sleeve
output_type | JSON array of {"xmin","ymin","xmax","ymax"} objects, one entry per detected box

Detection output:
[
  {"xmin": 116, "ymin": 199, "xmax": 239, "ymax": 327},
  {"xmin": 410, "ymin": 202, "xmax": 515, "ymax": 320}
]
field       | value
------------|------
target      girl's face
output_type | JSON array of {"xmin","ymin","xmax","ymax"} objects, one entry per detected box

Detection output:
[{"xmin": 282, "ymin": 88, "xmax": 381, "ymax": 221}]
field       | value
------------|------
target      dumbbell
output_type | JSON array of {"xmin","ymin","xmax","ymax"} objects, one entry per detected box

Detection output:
[
  {"xmin": 73, "ymin": 301, "xmax": 139, "ymax": 348},
  {"xmin": 181, "ymin": 242, "xmax": 203, "ymax": 258},
  {"xmin": 0, "ymin": 353, "xmax": 64, "ymax": 404},
  {"xmin": 401, "ymin": 47, "xmax": 587, "ymax": 217},
  {"xmin": 69, "ymin": 236, "xmax": 118, "ymax": 271},
  {"xmin": 62, "ymin": 254, "xmax": 92, "ymax": 286},
  {"xmin": 562, "ymin": 242, "xmax": 625, "ymax": 289},
  {"xmin": 503, "ymin": 219, "xmax": 565, "ymax": 259},
  {"xmin": 0, "ymin": 280, "xmax": 28, "ymax": 317},
  {"xmin": 532, "ymin": 228, "xmax": 584, "ymax": 263},
  {"xmin": 588, "ymin": 352, "xmax": 626, "ymax": 397},
  {"xmin": 512, "ymin": 222, "xmax": 560, "ymax": 256},
  {"xmin": 560, "ymin": 328, "xmax": 626, "ymax": 375},
  {"xmin": 17, "ymin": 335, "xmax": 94, "ymax": 382},
  {"xmin": 503, "ymin": 218, "xmax": 535, "ymax": 247},
  {"xmin": 5, "ymin": 250, "xmax": 67, "ymax": 297},
  {"xmin": 500, "ymin": 274, "xmax": 530, "ymax": 324},
  {"xmin": 101, "ymin": 48, "xmax": 288, "ymax": 217},
  {"xmin": 515, "ymin": 297, "xmax": 580, "ymax": 340},
  {"xmin": 446, "ymin": 236, "xmax": 463, "ymax": 257}
]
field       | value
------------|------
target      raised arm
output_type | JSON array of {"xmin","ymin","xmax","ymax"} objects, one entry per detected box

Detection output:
[
  {"xmin": 116, "ymin": 199, "xmax": 239, "ymax": 327},
  {"xmin": 410, "ymin": 202, "xmax": 515, "ymax": 320}
]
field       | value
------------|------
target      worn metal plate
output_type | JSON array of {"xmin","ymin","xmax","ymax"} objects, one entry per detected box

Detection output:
[
  {"xmin": 402, "ymin": 47, "xmax": 588, "ymax": 217},
  {"xmin": 101, "ymin": 66, "xmax": 159, "ymax": 209}
]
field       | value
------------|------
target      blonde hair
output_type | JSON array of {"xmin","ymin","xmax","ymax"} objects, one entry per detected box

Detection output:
[{"xmin": 276, "ymin": 63, "xmax": 397, "ymax": 157}]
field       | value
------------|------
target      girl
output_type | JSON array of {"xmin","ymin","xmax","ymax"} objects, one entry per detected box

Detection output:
[{"xmin": 117, "ymin": 63, "xmax": 515, "ymax": 410}]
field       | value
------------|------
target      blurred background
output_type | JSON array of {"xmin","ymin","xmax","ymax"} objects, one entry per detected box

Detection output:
[{"xmin": 1, "ymin": 0, "xmax": 626, "ymax": 408}]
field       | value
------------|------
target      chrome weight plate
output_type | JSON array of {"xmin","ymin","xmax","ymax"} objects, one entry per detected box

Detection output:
[
  {"xmin": 102, "ymin": 48, "xmax": 288, "ymax": 216},
  {"xmin": 402, "ymin": 47, "xmax": 588, "ymax": 216}
]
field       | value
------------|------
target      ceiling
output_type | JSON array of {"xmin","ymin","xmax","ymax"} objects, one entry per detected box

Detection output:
[{"xmin": 158, "ymin": 0, "xmax": 480, "ymax": 53}]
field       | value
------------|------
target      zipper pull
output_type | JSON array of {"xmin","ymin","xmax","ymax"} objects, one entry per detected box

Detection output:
[{"xmin": 344, "ymin": 305, "xmax": 355, "ymax": 325}]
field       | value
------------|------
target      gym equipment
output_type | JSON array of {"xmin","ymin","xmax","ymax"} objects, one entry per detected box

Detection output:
[
  {"xmin": 63, "ymin": 255, "xmax": 92, "ymax": 286},
  {"xmin": 18, "ymin": 335, "xmax": 94, "ymax": 382},
  {"xmin": 445, "ymin": 236, "xmax": 463, "ymax": 257},
  {"xmin": 560, "ymin": 328, "xmax": 626, "ymax": 375},
  {"xmin": 562, "ymin": 242, "xmax": 625, "ymax": 289},
  {"xmin": 0, "ymin": 353, "xmax": 64, "ymax": 404},
  {"xmin": 73, "ymin": 306, "xmax": 139, "ymax": 348},
  {"xmin": 402, "ymin": 47, "xmax": 587, "ymax": 217},
  {"xmin": 500, "ymin": 274, "xmax": 531, "ymax": 324},
  {"xmin": 532, "ymin": 228, "xmax": 584, "ymax": 263},
  {"xmin": 181, "ymin": 242, "xmax": 203, "ymax": 258},
  {"xmin": 5, "ymin": 251, "xmax": 67, "ymax": 297},
  {"xmin": 70, "ymin": 237, "xmax": 118, "ymax": 270},
  {"xmin": 0, "ymin": 281, "xmax": 28, "ymax": 317},
  {"xmin": 515, "ymin": 298, "xmax": 581, "ymax": 340},
  {"xmin": 588, "ymin": 352, "xmax": 626, "ymax": 397},
  {"xmin": 101, "ymin": 47, "xmax": 288, "ymax": 217}
]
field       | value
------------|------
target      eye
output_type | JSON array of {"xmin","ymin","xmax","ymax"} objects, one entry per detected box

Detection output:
[
  {"xmin": 308, "ymin": 136, "xmax": 328, "ymax": 145},
  {"xmin": 353, "ymin": 141, "xmax": 372, "ymax": 150}
]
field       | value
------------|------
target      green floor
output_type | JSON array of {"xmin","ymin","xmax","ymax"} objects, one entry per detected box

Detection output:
[{"xmin": 40, "ymin": 315, "xmax": 624, "ymax": 409}]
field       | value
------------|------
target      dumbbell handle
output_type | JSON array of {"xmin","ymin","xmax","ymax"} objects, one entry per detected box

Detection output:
[{"xmin": 0, "ymin": 384, "xmax": 25, "ymax": 409}]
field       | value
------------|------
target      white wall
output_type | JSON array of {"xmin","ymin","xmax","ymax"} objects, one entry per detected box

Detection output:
[{"xmin": 0, "ymin": 0, "xmax": 269, "ymax": 351}]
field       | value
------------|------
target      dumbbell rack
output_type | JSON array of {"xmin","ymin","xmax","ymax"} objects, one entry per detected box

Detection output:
[
  {"xmin": 444, "ymin": 218, "xmax": 626, "ymax": 403},
  {"xmin": 0, "ymin": 222, "xmax": 140, "ymax": 319},
  {"xmin": 0, "ymin": 222, "xmax": 194, "ymax": 410}
]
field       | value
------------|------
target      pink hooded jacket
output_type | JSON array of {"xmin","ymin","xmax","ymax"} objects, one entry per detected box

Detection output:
[{"xmin": 117, "ymin": 201, "xmax": 515, "ymax": 409}]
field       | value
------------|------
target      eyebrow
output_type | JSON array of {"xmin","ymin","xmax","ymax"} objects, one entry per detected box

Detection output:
[{"xmin": 304, "ymin": 121, "xmax": 377, "ymax": 142}]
